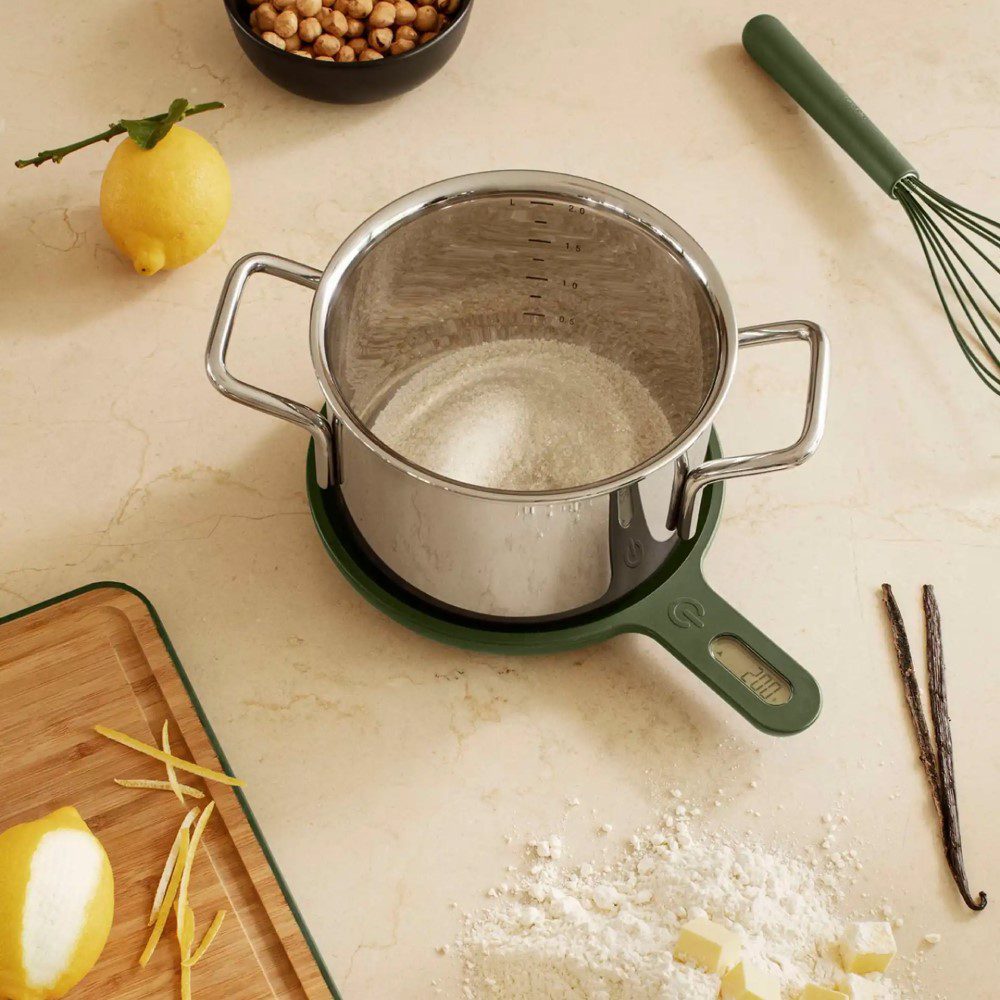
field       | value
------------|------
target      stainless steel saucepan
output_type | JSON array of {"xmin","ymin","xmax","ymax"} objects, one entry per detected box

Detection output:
[{"xmin": 207, "ymin": 171, "xmax": 829, "ymax": 621}]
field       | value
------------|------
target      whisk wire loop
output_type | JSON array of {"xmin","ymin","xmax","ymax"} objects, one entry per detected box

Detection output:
[
  {"xmin": 908, "ymin": 180, "xmax": 1000, "ymax": 276},
  {"xmin": 742, "ymin": 16, "xmax": 1000, "ymax": 397},
  {"xmin": 895, "ymin": 176, "xmax": 1000, "ymax": 395}
]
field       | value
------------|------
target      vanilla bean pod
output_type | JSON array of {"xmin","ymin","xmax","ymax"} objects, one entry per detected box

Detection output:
[
  {"xmin": 881, "ymin": 585, "xmax": 940, "ymax": 808},
  {"xmin": 922, "ymin": 585, "xmax": 987, "ymax": 911}
]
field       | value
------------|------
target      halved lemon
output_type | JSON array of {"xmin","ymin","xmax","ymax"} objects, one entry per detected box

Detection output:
[{"xmin": 0, "ymin": 807, "xmax": 114, "ymax": 1000}]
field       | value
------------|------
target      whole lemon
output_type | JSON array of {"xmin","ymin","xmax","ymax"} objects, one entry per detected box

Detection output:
[
  {"xmin": 100, "ymin": 125, "xmax": 231, "ymax": 276},
  {"xmin": 0, "ymin": 807, "xmax": 115, "ymax": 1000}
]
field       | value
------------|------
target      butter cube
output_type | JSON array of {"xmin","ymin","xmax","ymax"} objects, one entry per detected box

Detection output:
[
  {"xmin": 798, "ymin": 987, "xmax": 848, "ymax": 1000},
  {"xmin": 838, "ymin": 974, "xmax": 881, "ymax": 999},
  {"xmin": 839, "ymin": 921, "xmax": 896, "ymax": 975},
  {"xmin": 673, "ymin": 917, "xmax": 742, "ymax": 974},
  {"xmin": 720, "ymin": 961, "xmax": 780, "ymax": 1000}
]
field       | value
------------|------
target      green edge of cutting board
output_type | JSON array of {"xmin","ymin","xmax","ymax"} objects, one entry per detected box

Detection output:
[
  {"xmin": 307, "ymin": 431, "xmax": 822, "ymax": 736},
  {"xmin": 0, "ymin": 582, "xmax": 343, "ymax": 1000}
]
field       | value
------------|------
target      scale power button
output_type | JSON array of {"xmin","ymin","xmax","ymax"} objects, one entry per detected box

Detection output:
[
  {"xmin": 624, "ymin": 539, "xmax": 643, "ymax": 568},
  {"xmin": 668, "ymin": 599, "xmax": 706, "ymax": 629}
]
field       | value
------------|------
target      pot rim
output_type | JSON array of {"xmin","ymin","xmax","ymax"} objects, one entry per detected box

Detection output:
[{"xmin": 309, "ymin": 170, "xmax": 738, "ymax": 503}]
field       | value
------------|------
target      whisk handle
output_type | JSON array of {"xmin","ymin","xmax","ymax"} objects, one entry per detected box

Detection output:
[{"xmin": 743, "ymin": 14, "xmax": 916, "ymax": 196}]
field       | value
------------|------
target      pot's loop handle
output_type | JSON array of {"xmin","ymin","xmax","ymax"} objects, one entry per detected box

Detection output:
[
  {"xmin": 677, "ymin": 320, "xmax": 830, "ymax": 539},
  {"xmin": 206, "ymin": 253, "xmax": 335, "ymax": 489},
  {"xmin": 628, "ymin": 563, "xmax": 822, "ymax": 735}
]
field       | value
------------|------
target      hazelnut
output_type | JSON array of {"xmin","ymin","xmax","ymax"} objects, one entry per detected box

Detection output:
[
  {"xmin": 299, "ymin": 15, "xmax": 322, "ymax": 40},
  {"xmin": 321, "ymin": 0, "xmax": 335, "ymax": 6},
  {"xmin": 418, "ymin": 29, "xmax": 437, "ymax": 42},
  {"xmin": 335, "ymin": 43, "xmax": 356, "ymax": 60},
  {"xmin": 249, "ymin": 9, "xmax": 260, "ymax": 28},
  {"xmin": 334, "ymin": 0, "xmax": 350, "ymax": 11},
  {"xmin": 348, "ymin": 35, "xmax": 368, "ymax": 51},
  {"xmin": 319, "ymin": 8, "xmax": 348, "ymax": 34},
  {"xmin": 296, "ymin": 0, "xmax": 322, "ymax": 13},
  {"xmin": 390, "ymin": 36, "xmax": 415, "ymax": 55},
  {"xmin": 359, "ymin": 48, "xmax": 384, "ymax": 60},
  {"xmin": 395, "ymin": 23, "xmax": 417, "ymax": 40},
  {"xmin": 313, "ymin": 33, "xmax": 342, "ymax": 54},
  {"xmin": 283, "ymin": 30, "xmax": 302, "ymax": 48},
  {"xmin": 273, "ymin": 9, "xmax": 298, "ymax": 36},
  {"xmin": 261, "ymin": 29, "xmax": 286, "ymax": 47},
  {"xmin": 255, "ymin": 2, "xmax": 278, "ymax": 29},
  {"xmin": 292, "ymin": 48, "xmax": 312, "ymax": 56},
  {"xmin": 345, "ymin": 0, "xmax": 373, "ymax": 17},
  {"xmin": 316, "ymin": 54, "xmax": 335, "ymax": 59},
  {"xmin": 412, "ymin": 4, "xmax": 438, "ymax": 31},
  {"xmin": 273, "ymin": 0, "xmax": 298, "ymax": 9},
  {"xmin": 393, "ymin": 0, "xmax": 416, "ymax": 24},
  {"xmin": 369, "ymin": 1, "xmax": 396, "ymax": 26},
  {"xmin": 345, "ymin": 16, "xmax": 365, "ymax": 35},
  {"xmin": 434, "ymin": 0, "xmax": 458, "ymax": 10},
  {"xmin": 368, "ymin": 25, "xmax": 393, "ymax": 50}
]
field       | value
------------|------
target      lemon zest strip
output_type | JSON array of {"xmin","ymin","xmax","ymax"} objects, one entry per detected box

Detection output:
[
  {"xmin": 178, "ymin": 906, "xmax": 196, "ymax": 1000},
  {"xmin": 183, "ymin": 910, "xmax": 227, "ymax": 968},
  {"xmin": 115, "ymin": 778, "xmax": 205, "ymax": 799},
  {"xmin": 94, "ymin": 725, "xmax": 244, "ymax": 787},
  {"xmin": 176, "ymin": 801, "xmax": 215, "ymax": 933},
  {"xmin": 140, "ymin": 826, "xmax": 189, "ymax": 967},
  {"xmin": 162, "ymin": 720, "xmax": 186, "ymax": 804},
  {"xmin": 181, "ymin": 961, "xmax": 193, "ymax": 1000},
  {"xmin": 149, "ymin": 807, "xmax": 200, "ymax": 926}
]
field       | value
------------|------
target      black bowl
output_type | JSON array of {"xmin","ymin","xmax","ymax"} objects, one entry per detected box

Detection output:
[{"xmin": 223, "ymin": 0, "xmax": 474, "ymax": 103}]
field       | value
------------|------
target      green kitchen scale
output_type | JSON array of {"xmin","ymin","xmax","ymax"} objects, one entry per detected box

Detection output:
[{"xmin": 305, "ymin": 432, "xmax": 821, "ymax": 736}]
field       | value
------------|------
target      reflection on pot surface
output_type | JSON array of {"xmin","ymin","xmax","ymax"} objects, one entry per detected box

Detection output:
[{"xmin": 207, "ymin": 171, "xmax": 829, "ymax": 620}]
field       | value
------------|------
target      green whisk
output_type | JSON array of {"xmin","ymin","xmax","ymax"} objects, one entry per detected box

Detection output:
[{"xmin": 743, "ymin": 15, "xmax": 1000, "ymax": 396}]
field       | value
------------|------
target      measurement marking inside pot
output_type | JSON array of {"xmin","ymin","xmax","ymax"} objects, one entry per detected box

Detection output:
[
  {"xmin": 528, "ymin": 238, "xmax": 552, "ymax": 244},
  {"xmin": 532, "ymin": 257, "xmax": 545, "ymax": 262},
  {"xmin": 526, "ymin": 275, "xmax": 549, "ymax": 281},
  {"xmin": 523, "ymin": 311, "xmax": 546, "ymax": 318},
  {"xmin": 533, "ymin": 219, "xmax": 548, "ymax": 225},
  {"xmin": 530, "ymin": 200, "xmax": 554, "ymax": 206},
  {"xmin": 529, "ymin": 294, "xmax": 542, "ymax": 299}
]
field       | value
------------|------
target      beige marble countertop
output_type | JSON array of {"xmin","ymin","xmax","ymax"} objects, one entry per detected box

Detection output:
[{"xmin": 1, "ymin": 1, "xmax": 997, "ymax": 997}]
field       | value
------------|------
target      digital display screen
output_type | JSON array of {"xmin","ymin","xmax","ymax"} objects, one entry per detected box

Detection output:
[{"xmin": 710, "ymin": 635, "xmax": 793, "ymax": 706}]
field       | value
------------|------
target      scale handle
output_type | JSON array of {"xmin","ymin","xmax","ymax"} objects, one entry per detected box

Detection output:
[
  {"xmin": 742, "ymin": 14, "xmax": 916, "ymax": 196},
  {"xmin": 625, "ymin": 561, "xmax": 821, "ymax": 735}
]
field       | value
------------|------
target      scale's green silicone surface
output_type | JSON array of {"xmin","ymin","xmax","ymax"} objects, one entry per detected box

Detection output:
[
  {"xmin": 743, "ymin": 14, "xmax": 916, "ymax": 196},
  {"xmin": 307, "ymin": 432, "xmax": 822, "ymax": 736}
]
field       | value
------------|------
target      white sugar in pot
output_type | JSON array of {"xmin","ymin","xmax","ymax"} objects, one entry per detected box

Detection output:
[{"xmin": 207, "ymin": 171, "xmax": 829, "ymax": 621}]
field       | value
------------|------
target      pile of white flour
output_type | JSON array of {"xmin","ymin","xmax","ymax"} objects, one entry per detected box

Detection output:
[
  {"xmin": 459, "ymin": 800, "xmax": 904, "ymax": 1000},
  {"xmin": 370, "ymin": 339, "xmax": 671, "ymax": 491}
]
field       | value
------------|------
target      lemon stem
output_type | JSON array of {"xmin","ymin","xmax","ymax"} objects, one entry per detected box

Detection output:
[{"xmin": 14, "ymin": 100, "xmax": 224, "ymax": 168}]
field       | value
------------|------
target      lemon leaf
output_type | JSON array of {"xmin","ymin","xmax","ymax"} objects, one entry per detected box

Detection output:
[{"xmin": 122, "ymin": 98, "xmax": 190, "ymax": 150}]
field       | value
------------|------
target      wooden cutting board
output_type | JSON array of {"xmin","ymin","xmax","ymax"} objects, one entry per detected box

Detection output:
[{"xmin": 0, "ymin": 583, "xmax": 339, "ymax": 1000}]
